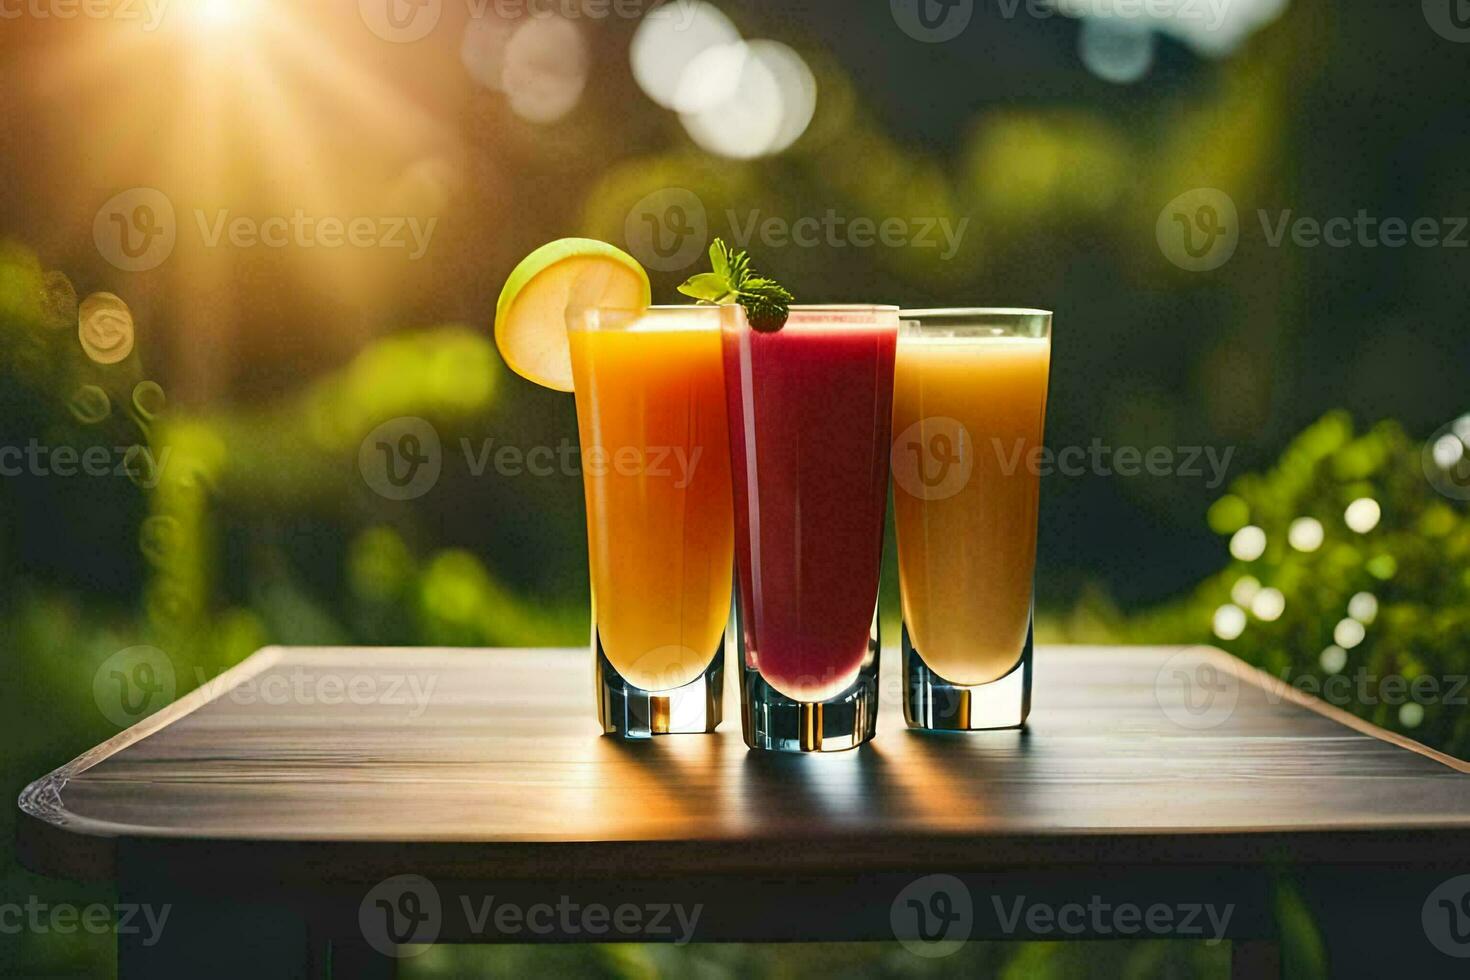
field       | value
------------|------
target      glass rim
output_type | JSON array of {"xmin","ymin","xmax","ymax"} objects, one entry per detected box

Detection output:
[
  {"xmin": 755, "ymin": 304, "xmax": 901, "ymax": 331},
  {"xmin": 900, "ymin": 307, "xmax": 1053, "ymax": 318},
  {"xmin": 787, "ymin": 304, "xmax": 901, "ymax": 313},
  {"xmin": 581, "ymin": 304, "xmax": 730, "ymax": 313},
  {"xmin": 567, "ymin": 304, "xmax": 738, "ymax": 332},
  {"xmin": 572, "ymin": 303, "xmax": 902, "ymax": 333},
  {"xmin": 578, "ymin": 303, "xmax": 902, "ymax": 313}
]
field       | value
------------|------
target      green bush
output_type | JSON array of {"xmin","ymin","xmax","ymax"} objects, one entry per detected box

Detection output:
[{"xmin": 1127, "ymin": 411, "xmax": 1470, "ymax": 758}]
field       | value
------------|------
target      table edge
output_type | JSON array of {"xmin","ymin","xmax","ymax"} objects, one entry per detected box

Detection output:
[{"xmin": 1199, "ymin": 645, "xmax": 1470, "ymax": 774}]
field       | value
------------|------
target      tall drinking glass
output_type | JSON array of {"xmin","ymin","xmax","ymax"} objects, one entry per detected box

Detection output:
[
  {"xmin": 567, "ymin": 305, "xmax": 739, "ymax": 738},
  {"xmin": 892, "ymin": 309, "xmax": 1052, "ymax": 731},
  {"xmin": 724, "ymin": 305, "xmax": 900, "ymax": 752}
]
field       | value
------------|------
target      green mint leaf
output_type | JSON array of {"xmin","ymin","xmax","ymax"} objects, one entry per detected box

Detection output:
[
  {"xmin": 739, "ymin": 278, "xmax": 794, "ymax": 303},
  {"xmin": 680, "ymin": 237, "xmax": 793, "ymax": 332},
  {"xmin": 709, "ymin": 240, "xmax": 731, "ymax": 282},
  {"xmin": 677, "ymin": 273, "xmax": 737, "ymax": 304},
  {"xmin": 728, "ymin": 252, "xmax": 750, "ymax": 289}
]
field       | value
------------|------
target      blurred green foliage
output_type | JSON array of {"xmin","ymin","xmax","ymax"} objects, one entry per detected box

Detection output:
[
  {"xmin": 404, "ymin": 938, "xmax": 1227, "ymax": 979},
  {"xmin": 1120, "ymin": 411, "xmax": 1470, "ymax": 758}
]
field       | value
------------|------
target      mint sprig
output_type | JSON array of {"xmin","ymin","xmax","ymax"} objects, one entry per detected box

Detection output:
[{"xmin": 678, "ymin": 239, "xmax": 793, "ymax": 332}]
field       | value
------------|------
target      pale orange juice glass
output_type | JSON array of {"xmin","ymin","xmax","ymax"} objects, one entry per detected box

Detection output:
[
  {"xmin": 891, "ymin": 309, "xmax": 1052, "ymax": 731},
  {"xmin": 567, "ymin": 305, "xmax": 739, "ymax": 737}
]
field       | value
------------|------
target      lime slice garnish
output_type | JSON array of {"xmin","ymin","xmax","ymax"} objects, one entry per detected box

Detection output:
[{"xmin": 494, "ymin": 238, "xmax": 651, "ymax": 391}]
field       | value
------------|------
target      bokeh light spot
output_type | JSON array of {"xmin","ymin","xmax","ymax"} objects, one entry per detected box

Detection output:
[
  {"xmin": 1319, "ymin": 645, "xmax": 1347, "ymax": 673},
  {"xmin": 1333, "ymin": 617, "xmax": 1366, "ymax": 649},
  {"xmin": 630, "ymin": 0, "xmax": 740, "ymax": 111},
  {"xmin": 1230, "ymin": 575, "xmax": 1261, "ymax": 606},
  {"xmin": 747, "ymin": 40, "xmax": 818, "ymax": 155},
  {"xmin": 1078, "ymin": 21, "xmax": 1155, "ymax": 85},
  {"xmin": 679, "ymin": 40, "xmax": 816, "ymax": 159},
  {"xmin": 1287, "ymin": 516, "xmax": 1324, "ymax": 552},
  {"xmin": 673, "ymin": 42, "xmax": 749, "ymax": 115},
  {"xmin": 502, "ymin": 17, "xmax": 588, "ymax": 124},
  {"xmin": 1431, "ymin": 433, "xmax": 1464, "ymax": 469},
  {"xmin": 1344, "ymin": 497, "xmax": 1381, "ymax": 533},
  {"xmin": 1229, "ymin": 525, "xmax": 1266, "ymax": 561},
  {"xmin": 68, "ymin": 385, "xmax": 112, "ymax": 424},
  {"xmin": 1213, "ymin": 603, "xmax": 1247, "ymax": 641},
  {"xmin": 1347, "ymin": 592, "xmax": 1378, "ymax": 624},
  {"xmin": 461, "ymin": 15, "xmax": 515, "ymax": 91},
  {"xmin": 1250, "ymin": 587, "xmax": 1285, "ymax": 622},
  {"xmin": 78, "ymin": 292, "xmax": 136, "ymax": 365},
  {"xmin": 133, "ymin": 381, "xmax": 167, "ymax": 420}
]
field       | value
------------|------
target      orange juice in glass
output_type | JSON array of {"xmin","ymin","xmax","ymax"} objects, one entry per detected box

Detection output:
[
  {"xmin": 891, "ymin": 309, "xmax": 1052, "ymax": 731},
  {"xmin": 567, "ymin": 305, "xmax": 739, "ymax": 737}
]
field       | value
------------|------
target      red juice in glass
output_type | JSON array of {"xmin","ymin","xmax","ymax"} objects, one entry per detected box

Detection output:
[{"xmin": 723, "ymin": 305, "xmax": 899, "ymax": 752}]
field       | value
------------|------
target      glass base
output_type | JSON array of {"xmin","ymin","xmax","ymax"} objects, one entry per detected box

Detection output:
[
  {"xmin": 902, "ymin": 622, "xmax": 1033, "ymax": 731},
  {"xmin": 739, "ymin": 608, "xmax": 881, "ymax": 753},
  {"xmin": 595, "ymin": 637, "xmax": 724, "ymax": 738}
]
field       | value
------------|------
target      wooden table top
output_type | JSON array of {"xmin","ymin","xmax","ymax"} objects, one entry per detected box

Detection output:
[{"xmin": 19, "ymin": 645, "xmax": 1470, "ymax": 884}]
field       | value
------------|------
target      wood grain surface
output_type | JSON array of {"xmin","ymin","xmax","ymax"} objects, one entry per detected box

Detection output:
[{"xmin": 18, "ymin": 645, "xmax": 1470, "ymax": 884}]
